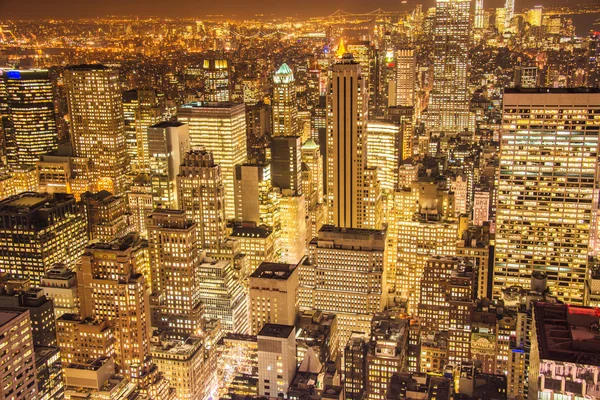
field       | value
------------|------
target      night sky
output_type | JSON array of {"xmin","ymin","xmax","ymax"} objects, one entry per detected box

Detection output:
[{"xmin": 0, "ymin": 0, "xmax": 597, "ymax": 19}]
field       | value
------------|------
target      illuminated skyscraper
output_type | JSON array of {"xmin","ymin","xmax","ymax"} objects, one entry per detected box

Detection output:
[
  {"xmin": 178, "ymin": 102, "xmax": 247, "ymax": 220},
  {"xmin": 395, "ymin": 49, "xmax": 416, "ymax": 108},
  {"xmin": 78, "ymin": 234, "xmax": 151, "ymax": 379},
  {"xmin": 474, "ymin": 0, "xmax": 485, "ymax": 30},
  {"xmin": 147, "ymin": 121, "xmax": 190, "ymax": 209},
  {"xmin": 326, "ymin": 53, "xmax": 381, "ymax": 229},
  {"xmin": 494, "ymin": 88, "xmax": 600, "ymax": 305},
  {"xmin": 123, "ymin": 89, "xmax": 164, "ymax": 172},
  {"xmin": 147, "ymin": 209, "xmax": 204, "ymax": 336},
  {"xmin": 427, "ymin": 0, "xmax": 472, "ymax": 135},
  {"xmin": 366, "ymin": 120, "xmax": 401, "ymax": 193},
  {"xmin": 301, "ymin": 139, "xmax": 326, "ymax": 241},
  {"xmin": 1, "ymin": 69, "xmax": 58, "ymax": 168},
  {"xmin": 234, "ymin": 163, "xmax": 279, "ymax": 229},
  {"xmin": 0, "ymin": 192, "xmax": 87, "ymax": 287},
  {"xmin": 203, "ymin": 58, "xmax": 231, "ymax": 102},
  {"xmin": 64, "ymin": 65, "xmax": 128, "ymax": 195},
  {"xmin": 80, "ymin": 190, "xmax": 133, "ymax": 243},
  {"xmin": 298, "ymin": 225, "xmax": 387, "ymax": 353},
  {"xmin": 177, "ymin": 148, "xmax": 227, "ymax": 252},
  {"xmin": 504, "ymin": 0, "xmax": 514, "ymax": 31},
  {"xmin": 272, "ymin": 63, "xmax": 298, "ymax": 137}
]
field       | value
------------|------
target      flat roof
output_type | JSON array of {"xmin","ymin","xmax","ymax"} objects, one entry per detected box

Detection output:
[
  {"xmin": 504, "ymin": 87, "xmax": 600, "ymax": 94},
  {"xmin": 250, "ymin": 262, "xmax": 296, "ymax": 279},
  {"xmin": 150, "ymin": 121, "xmax": 185, "ymax": 129},
  {"xmin": 0, "ymin": 310, "xmax": 24, "ymax": 327},
  {"xmin": 258, "ymin": 323, "xmax": 295, "ymax": 339}
]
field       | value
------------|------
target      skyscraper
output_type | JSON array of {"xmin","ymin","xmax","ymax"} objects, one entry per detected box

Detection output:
[
  {"xmin": 395, "ymin": 49, "xmax": 416, "ymax": 108},
  {"xmin": 1, "ymin": 69, "xmax": 58, "ymax": 167},
  {"xmin": 504, "ymin": 0, "xmax": 514, "ymax": 31},
  {"xmin": 271, "ymin": 136, "xmax": 302, "ymax": 195},
  {"xmin": 494, "ymin": 88, "xmax": 600, "ymax": 305},
  {"xmin": 147, "ymin": 121, "xmax": 190, "ymax": 209},
  {"xmin": 272, "ymin": 63, "xmax": 298, "ymax": 137},
  {"xmin": 202, "ymin": 58, "xmax": 231, "ymax": 102},
  {"xmin": 147, "ymin": 209, "xmax": 204, "ymax": 336},
  {"xmin": 0, "ymin": 192, "xmax": 87, "ymax": 287},
  {"xmin": 427, "ymin": 0, "xmax": 472, "ymax": 135},
  {"xmin": 366, "ymin": 120, "xmax": 401, "ymax": 193},
  {"xmin": 178, "ymin": 102, "xmax": 247, "ymax": 220},
  {"xmin": 64, "ymin": 65, "xmax": 128, "ymax": 195},
  {"xmin": 177, "ymin": 148, "xmax": 227, "ymax": 251},
  {"xmin": 327, "ymin": 53, "xmax": 380, "ymax": 229},
  {"xmin": 474, "ymin": 0, "xmax": 485, "ymax": 30}
]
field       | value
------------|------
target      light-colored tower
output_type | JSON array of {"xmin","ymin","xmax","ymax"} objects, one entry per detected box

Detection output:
[
  {"xmin": 147, "ymin": 209, "xmax": 204, "ymax": 336},
  {"xmin": 395, "ymin": 49, "xmax": 416, "ymax": 108},
  {"xmin": 327, "ymin": 53, "xmax": 379, "ymax": 229},
  {"xmin": 272, "ymin": 63, "xmax": 298, "ymax": 137},
  {"xmin": 0, "ymin": 310, "xmax": 38, "ymax": 399},
  {"xmin": 64, "ymin": 65, "xmax": 128, "ymax": 195},
  {"xmin": 147, "ymin": 121, "xmax": 190, "ymax": 209},
  {"xmin": 123, "ymin": 89, "xmax": 164, "ymax": 172},
  {"xmin": 78, "ymin": 234, "xmax": 151, "ymax": 379},
  {"xmin": 178, "ymin": 148, "xmax": 227, "ymax": 252},
  {"xmin": 494, "ymin": 88, "xmax": 600, "ymax": 305},
  {"xmin": 234, "ymin": 163, "xmax": 280, "ymax": 229},
  {"xmin": 366, "ymin": 120, "xmax": 401, "ymax": 193},
  {"xmin": 257, "ymin": 324, "xmax": 297, "ymax": 398},
  {"xmin": 178, "ymin": 102, "xmax": 247, "ymax": 220},
  {"xmin": 298, "ymin": 225, "xmax": 386, "ymax": 354},
  {"xmin": 2, "ymin": 69, "xmax": 58, "ymax": 168},
  {"xmin": 475, "ymin": 0, "xmax": 485, "ymax": 29},
  {"xmin": 504, "ymin": 0, "xmax": 514, "ymax": 31},
  {"xmin": 248, "ymin": 262, "xmax": 299, "ymax": 335},
  {"xmin": 427, "ymin": 0, "xmax": 472, "ymax": 135}
]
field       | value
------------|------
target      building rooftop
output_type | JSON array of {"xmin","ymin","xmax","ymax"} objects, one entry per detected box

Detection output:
[
  {"xmin": 150, "ymin": 121, "xmax": 185, "ymax": 129},
  {"xmin": 231, "ymin": 224, "xmax": 273, "ymax": 239},
  {"xmin": 258, "ymin": 323, "xmax": 295, "ymax": 339},
  {"xmin": 65, "ymin": 64, "xmax": 110, "ymax": 71},
  {"xmin": 504, "ymin": 87, "xmax": 600, "ymax": 94},
  {"xmin": 250, "ymin": 262, "xmax": 296, "ymax": 280},
  {"xmin": 534, "ymin": 303, "xmax": 600, "ymax": 366},
  {"xmin": 0, "ymin": 310, "xmax": 23, "ymax": 328}
]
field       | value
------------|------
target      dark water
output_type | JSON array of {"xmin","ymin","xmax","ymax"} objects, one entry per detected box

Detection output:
[{"xmin": 568, "ymin": 13, "xmax": 600, "ymax": 36}]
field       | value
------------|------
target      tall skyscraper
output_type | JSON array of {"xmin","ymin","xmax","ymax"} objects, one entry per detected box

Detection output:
[
  {"xmin": 271, "ymin": 136, "xmax": 302, "ymax": 195},
  {"xmin": 366, "ymin": 120, "xmax": 401, "ymax": 193},
  {"xmin": 177, "ymin": 148, "xmax": 227, "ymax": 251},
  {"xmin": 494, "ymin": 88, "xmax": 600, "ymax": 305},
  {"xmin": 78, "ymin": 234, "xmax": 151, "ymax": 379},
  {"xmin": 234, "ymin": 163, "xmax": 279, "ymax": 229},
  {"xmin": 1, "ymin": 69, "xmax": 58, "ymax": 168},
  {"xmin": 147, "ymin": 209, "xmax": 204, "ymax": 336},
  {"xmin": 427, "ymin": 0, "xmax": 472, "ymax": 135},
  {"xmin": 504, "ymin": 0, "xmax": 514, "ymax": 31},
  {"xmin": 147, "ymin": 121, "xmax": 190, "ymax": 209},
  {"xmin": 474, "ymin": 0, "xmax": 485, "ymax": 30},
  {"xmin": 395, "ymin": 49, "xmax": 416, "ymax": 108},
  {"xmin": 327, "ymin": 53, "xmax": 380, "ymax": 229},
  {"xmin": 299, "ymin": 225, "xmax": 387, "ymax": 353},
  {"xmin": 178, "ymin": 102, "xmax": 247, "ymax": 219},
  {"xmin": 257, "ymin": 324, "xmax": 297, "ymax": 398},
  {"xmin": 272, "ymin": 63, "xmax": 298, "ymax": 137},
  {"xmin": 64, "ymin": 65, "xmax": 128, "ymax": 195},
  {"xmin": 202, "ymin": 58, "xmax": 231, "ymax": 102},
  {"xmin": 123, "ymin": 89, "xmax": 164, "ymax": 172},
  {"xmin": 0, "ymin": 192, "xmax": 87, "ymax": 287}
]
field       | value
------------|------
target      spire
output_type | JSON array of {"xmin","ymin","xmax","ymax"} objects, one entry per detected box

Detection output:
[
  {"xmin": 273, "ymin": 62, "xmax": 294, "ymax": 84},
  {"xmin": 336, "ymin": 37, "xmax": 347, "ymax": 58}
]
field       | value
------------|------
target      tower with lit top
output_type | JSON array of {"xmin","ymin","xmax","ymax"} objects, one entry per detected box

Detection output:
[{"xmin": 272, "ymin": 63, "xmax": 298, "ymax": 137}]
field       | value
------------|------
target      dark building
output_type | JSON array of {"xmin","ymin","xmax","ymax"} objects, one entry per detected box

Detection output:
[
  {"xmin": 271, "ymin": 136, "xmax": 302, "ymax": 195},
  {"xmin": 344, "ymin": 334, "xmax": 368, "ymax": 400}
]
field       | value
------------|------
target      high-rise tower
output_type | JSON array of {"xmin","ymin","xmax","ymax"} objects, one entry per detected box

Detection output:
[
  {"xmin": 1, "ymin": 69, "xmax": 58, "ymax": 168},
  {"xmin": 272, "ymin": 63, "xmax": 298, "ymax": 137},
  {"xmin": 64, "ymin": 65, "xmax": 128, "ymax": 195},
  {"xmin": 395, "ymin": 49, "xmax": 416, "ymax": 108},
  {"xmin": 494, "ymin": 88, "xmax": 600, "ymax": 305},
  {"xmin": 427, "ymin": 0, "xmax": 472, "ymax": 135}
]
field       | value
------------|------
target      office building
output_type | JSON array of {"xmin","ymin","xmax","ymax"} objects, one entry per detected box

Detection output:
[
  {"xmin": 147, "ymin": 121, "xmax": 190, "ymax": 209},
  {"xmin": 271, "ymin": 136, "xmax": 302, "ymax": 195},
  {"xmin": 56, "ymin": 314, "xmax": 115, "ymax": 365},
  {"xmin": 272, "ymin": 63, "xmax": 298, "ymax": 137},
  {"xmin": 230, "ymin": 224, "xmax": 276, "ymax": 273},
  {"xmin": 64, "ymin": 65, "xmax": 128, "ymax": 195},
  {"xmin": 395, "ymin": 49, "xmax": 416, "ymax": 108},
  {"xmin": 62, "ymin": 357, "xmax": 137, "ymax": 400},
  {"xmin": 427, "ymin": 0, "xmax": 472, "ymax": 134},
  {"xmin": 326, "ymin": 53, "xmax": 381, "ymax": 229},
  {"xmin": 344, "ymin": 334, "xmax": 368, "ymax": 400},
  {"xmin": 0, "ymin": 192, "xmax": 87, "ymax": 287},
  {"xmin": 40, "ymin": 265, "xmax": 79, "ymax": 318},
  {"xmin": 147, "ymin": 209, "xmax": 204, "ymax": 336},
  {"xmin": 1, "ymin": 69, "xmax": 58, "ymax": 168},
  {"xmin": 249, "ymin": 262, "xmax": 299, "ymax": 335},
  {"xmin": 0, "ymin": 310, "xmax": 38, "ymax": 399},
  {"xmin": 178, "ymin": 102, "xmax": 247, "ymax": 219},
  {"xmin": 234, "ymin": 163, "xmax": 280, "ymax": 229},
  {"xmin": 127, "ymin": 174, "xmax": 153, "ymax": 238},
  {"xmin": 203, "ymin": 58, "xmax": 231, "ymax": 102},
  {"xmin": 494, "ymin": 88, "xmax": 600, "ymax": 305},
  {"xmin": 257, "ymin": 324, "xmax": 297, "ymax": 398},
  {"xmin": 80, "ymin": 190, "xmax": 133, "ymax": 243},
  {"xmin": 35, "ymin": 346, "xmax": 64, "ymax": 400},
  {"xmin": 178, "ymin": 148, "xmax": 227, "ymax": 251},
  {"xmin": 37, "ymin": 144, "xmax": 92, "ymax": 200},
  {"xmin": 366, "ymin": 120, "xmax": 401, "ymax": 193},
  {"xmin": 299, "ymin": 225, "xmax": 387, "ymax": 353},
  {"xmin": 123, "ymin": 89, "xmax": 164, "ymax": 172},
  {"xmin": 78, "ymin": 234, "xmax": 151, "ymax": 379}
]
